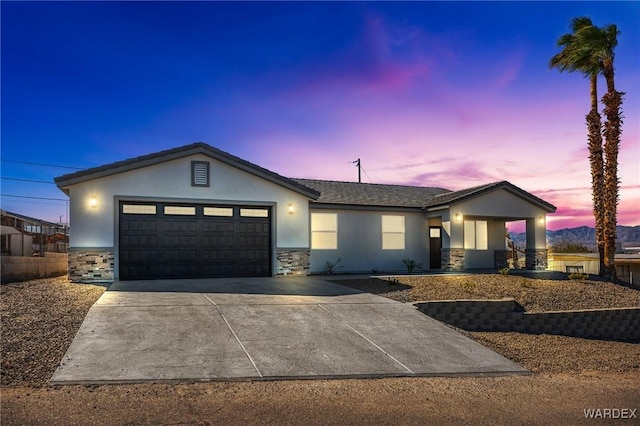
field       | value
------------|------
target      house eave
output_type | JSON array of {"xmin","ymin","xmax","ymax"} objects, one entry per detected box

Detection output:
[{"xmin": 54, "ymin": 143, "xmax": 320, "ymax": 200}]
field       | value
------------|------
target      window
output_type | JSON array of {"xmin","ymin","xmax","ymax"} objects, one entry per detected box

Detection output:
[
  {"xmin": 464, "ymin": 220, "xmax": 488, "ymax": 250},
  {"xmin": 382, "ymin": 215, "xmax": 405, "ymax": 250},
  {"xmin": 191, "ymin": 161, "xmax": 210, "ymax": 187},
  {"xmin": 122, "ymin": 204, "xmax": 157, "ymax": 215},
  {"xmin": 311, "ymin": 213, "xmax": 337, "ymax": 249},
  {"xmin": 164, "ymin": 206, "xmax": 196, "ymax": 215},
  {"xmin": 240, "ymin": 208, "xmax": 269, "ymax": 217},
  {"xmin": 204, "ymin": 207, "xmax": 233, "ymax": 217}
]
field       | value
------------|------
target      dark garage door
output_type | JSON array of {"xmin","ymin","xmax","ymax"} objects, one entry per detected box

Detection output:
[{"xmin": 119, "ymin": 202, "xmax": 271, "ymax": 280}]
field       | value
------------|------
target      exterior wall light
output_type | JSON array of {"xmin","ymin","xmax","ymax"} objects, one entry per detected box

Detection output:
[
  {"xmin": 90, "ymin": 196, "xmax": 98, "ymax": 208},
  {"xmin": 288, "ymin": 203, "xmax": 295, "ymax": 215},
  {"xmin": 455, "ymin": 213, "xmax": 462, "ymax": 222},
  {"xmin": 538, "ymin": 215, "xmax": 545, "ymax": 224}
]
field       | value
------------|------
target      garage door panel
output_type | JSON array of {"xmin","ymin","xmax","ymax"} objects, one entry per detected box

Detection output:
[{"xmin": 119, "ymin": 202, "xmax": 271, "ymax": 280}]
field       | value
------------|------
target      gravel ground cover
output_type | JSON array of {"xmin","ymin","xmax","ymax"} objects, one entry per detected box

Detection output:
[
  {"xmin": 333, "ymin": 274, "xmax": 640, "ymax": 373},
  {"xmin": 2, "ymin": 275, "xmax": 639, "ymax": 425},
  {"xmin": 1, "ymin": 276, "xmax": 105, "ymax": 386},
  {"xmin": 332, "ymin": 273, "xmax": 640, "ymax": 311}
]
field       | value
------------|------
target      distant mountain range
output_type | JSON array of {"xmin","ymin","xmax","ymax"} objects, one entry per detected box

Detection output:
[{"xmin": 509, "ymin": 225, "xmax": 640, "ymax": 251}]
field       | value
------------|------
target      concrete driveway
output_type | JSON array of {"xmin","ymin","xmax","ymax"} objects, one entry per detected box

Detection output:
[{"xmin": 51, "ymin": 276, "xmax": 526, "ymax": 384}]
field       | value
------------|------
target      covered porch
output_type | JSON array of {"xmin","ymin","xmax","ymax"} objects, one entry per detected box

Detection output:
[{"xmin": 423, "ymin": 182, "xmax": 556, "ymax": 271}]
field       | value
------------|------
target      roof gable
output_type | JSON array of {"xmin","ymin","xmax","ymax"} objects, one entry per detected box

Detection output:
[
  {"xmin": 425, "ymin": 181, "xmax": 557, "ymax": 213},
  {"xmin": 55, "ymin": 143, "xmax": 320, "ymax": 199}
]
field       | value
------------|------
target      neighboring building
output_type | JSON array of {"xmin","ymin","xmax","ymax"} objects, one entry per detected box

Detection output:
[
  {"xmin": 548, "ymin": 252, "xmax": 640, "ymax": 286},
  {"xmin": 54, "ymin": 143, "xmax": 556, "ymax": 283},
  {"xmin": 1, "ymin": 210, "xmax": 68, "ymax": 256}
]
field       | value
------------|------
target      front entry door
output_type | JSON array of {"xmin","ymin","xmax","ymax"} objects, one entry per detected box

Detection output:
[{"xmin": 429, "ymin": 227, "xmax": 442, "ymax": 269}]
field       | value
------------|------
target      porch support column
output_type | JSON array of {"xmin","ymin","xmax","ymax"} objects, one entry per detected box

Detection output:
[
  {"xmin": 525, "ymin": 216, "xmax": 548, "ymax": 270},
  {"xmin": 441, "ymin": 215, "xmax": 465, "ymax": 271}
]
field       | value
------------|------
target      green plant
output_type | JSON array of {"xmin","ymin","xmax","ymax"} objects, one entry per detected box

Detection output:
[
  {"xmin": 402, "ymin": 259, "xmax": 423, "ymax": 274},
  {"xmin": 460, "ymin": 280, "xmax": 476, "ymax": 291},
  {"xmin": 569, "ymin": 272, "xmax": 589, "ymax": 280},
  {"xmin": 521, "ymin": 278, "xmax": 532, "ymax": 288},
  {"xmin": 323, "ymin": 258, "xmax": 343, "ymax": 275},
  {"xmin": 499, "ymin": 267, "xmax": 510, "ymax": 275}
]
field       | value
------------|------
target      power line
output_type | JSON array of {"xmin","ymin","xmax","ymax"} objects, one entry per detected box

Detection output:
[
  {"xmin": 1, "ymin": 194, "xmax": 68, "ymax": 201},
  {"xmin": 360, "ymin": 164, "xmax": 373, "ymax": 183},
  {"xmin": 0, "ymin": 159, "xmax": 83, "ymax": 170},
  {"xmin": 1, "ymin": 177, "xmax": 56, "ymax": 184}
]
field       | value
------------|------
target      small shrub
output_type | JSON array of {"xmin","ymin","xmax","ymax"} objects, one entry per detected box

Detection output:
[
  {"xmin": 323, "ymin": 258, "xmax": 344, "ymax": 275},
  {"xmin": 461, "ymin": 280, "xmax": 476, "ymax": 291},
  {"xmin": 568, "ymin": 272, "xmax": 589, "ymax": 280},
  {"xmin": 402, "ymin": 259, "xmax": 423, "ymax": 273},
  {"xmin": 521, "ymin": 278, "xmax": 532, "ymax": 288},
  {"xmin": 499, "ymin": 267, "xmax": 510, "ymax": 276}
]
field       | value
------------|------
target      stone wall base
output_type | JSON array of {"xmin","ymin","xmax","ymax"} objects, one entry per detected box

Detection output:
[
  {"xmin": 276, "ymin": 249, "xmax": 310, "ymax": 276},
  {"xmin": 442, "ymin": 248, "xmax": 465, "ymax": 271},
  {"xmin": 68, "ymin": 248, "xmax": 114, "ymax": 283},
  {"xmin": 494, "ymin": 250, "xmax": 508, "ymax": 269},
  {"xmin": 526, "ymin": 248, "xmax": 548, "ymax": 270}
]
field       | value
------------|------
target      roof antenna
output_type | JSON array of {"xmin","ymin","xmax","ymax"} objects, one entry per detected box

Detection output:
[{"xmin": 352, "ymin": 158, "xmax": 361, "ymax": 183}]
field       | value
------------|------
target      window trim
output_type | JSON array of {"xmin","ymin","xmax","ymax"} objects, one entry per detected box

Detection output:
[
  {"xmin": 382, "ymin": 214, "xmax": 405, "ymax": 250},
  {"xmin": 463, "ymin": 220, "xmax": 488, "ymax": 251},
  {"xmin": 191, "ymin": 161, "xmax": 210, "ymax": 187},
  {"xmin": 311, "ymin": 212, "xmax": 338, "ymax": 250}
]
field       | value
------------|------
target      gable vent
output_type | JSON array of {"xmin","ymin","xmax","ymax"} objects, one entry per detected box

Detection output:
[{"xmin": 191, "ymin": 161, "xmax": 210, "ymax": 187}]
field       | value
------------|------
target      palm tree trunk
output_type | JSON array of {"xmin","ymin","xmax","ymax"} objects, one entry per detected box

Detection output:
[
  {"xmin": 601, "ymin": 60, "xmax": 622, "ymax": 282},
  {"xmin": 586, "ymin": 73, "xmax": 605, "ymax": 276}
]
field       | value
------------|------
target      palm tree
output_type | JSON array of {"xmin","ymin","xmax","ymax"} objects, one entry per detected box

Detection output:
[
  {"xmin": 550, "ymin": 17, "xmax": 622, "ymax": 281},
  {"xmin": 575, "ymin": 22, "xmax": 622, "ymax": 281},
  {"xmin": 549, "ymin": 17, "xmax": 605, "ymax": 275}
]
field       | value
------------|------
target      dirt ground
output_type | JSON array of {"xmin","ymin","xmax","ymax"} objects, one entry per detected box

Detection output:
[{"xmin": 2, "ymin": 275, "xmax": 639, "ymax": 425}]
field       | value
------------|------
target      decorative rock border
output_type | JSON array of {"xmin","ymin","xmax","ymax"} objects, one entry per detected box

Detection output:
[{"xmin": 415, "ymin": 298, "xmax": 640, "ymax": 342}]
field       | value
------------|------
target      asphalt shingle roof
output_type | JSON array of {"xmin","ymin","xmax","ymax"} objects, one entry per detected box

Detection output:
[
  {"xmin": 293, "ymin": 179, "xmax": 450, "ymax": 208},
  {"xmin": 53, "ymin": 143, "xmax": 555, "ymax": 212},
  {"xmin": 295, "ymin": 179, "xmax": 556, "ymax": 212}
]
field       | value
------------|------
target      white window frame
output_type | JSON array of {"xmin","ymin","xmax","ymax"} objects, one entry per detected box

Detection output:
[
  {"xmin": 311, "ymin": 213, "xmax": 338, "ymax": 250},
  {"xmin": 382, "ymin": 215, "xmax": 405, "ymax": 250},
  {"xmin": 464, "ymin": 220, "xmax": 488, "ymax": 250}
]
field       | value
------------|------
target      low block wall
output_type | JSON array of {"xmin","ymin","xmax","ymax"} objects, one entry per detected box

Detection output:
[
  {"xmin": 1, "ymin": 253, "xmax": 68, "ymax": 283},
  {"xmin": 415, "ymin": 299, "xmax": 640, "ymax": 341}
]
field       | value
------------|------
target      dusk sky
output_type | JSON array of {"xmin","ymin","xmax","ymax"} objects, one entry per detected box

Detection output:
[{"xmin": 1, "ymin": 1, "xmax": 639, "ymax": 231}]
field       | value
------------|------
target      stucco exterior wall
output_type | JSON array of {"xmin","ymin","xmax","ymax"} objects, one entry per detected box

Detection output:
[
  {"xmin": 67, "ymin": 154, "xmax": 311, "ymax": 249},
  {"xmin": 309, "ymin": 208, "xmax": 428, "ymax": 274},
  {"xmin": 464, "ymin": 218, "xmax": 506, "ymax": 269},
  {"xmin": 453, "ymin": 188, "xmax": 548, "ymax": 220}
]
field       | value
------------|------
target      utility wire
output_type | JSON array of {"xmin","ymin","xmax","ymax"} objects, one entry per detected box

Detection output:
[
  {"xmin": 360, "ymin": 164, "xmax": 374, "ymax": 183},
  {"xmin": 1, "ymin": 177, "xmax": 56, "ymax": 184},
  {"xmin": 0, "ymin": 159, "xmax": 83, "ymax": 170},
  {"xmin": 1, "ymin": 194, "xmax": 68, "ymax": 201}
]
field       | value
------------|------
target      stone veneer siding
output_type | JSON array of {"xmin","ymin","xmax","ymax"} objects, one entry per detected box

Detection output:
[
  {"xmin": 494, "ymin": 250, "xmax": 508, "ymax": 269},
  {"xmin": 415, "ymin": 299, "xmax": 639, "ymax": 342},
  {"xmin": 526, "ymin": 248, "xmax": 548, "ymax": 270},
  {"xmin": 441, "ymin": 248, "xmax": 465, "ymax": 271},
  {"xmin": 276, "ymin": 249, "xmax": 310, "ymax": 276},
  {"xmin": 68, "ymin": 248, "xmax": 114, "ymax": 283}
]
